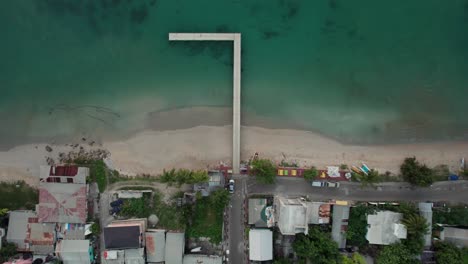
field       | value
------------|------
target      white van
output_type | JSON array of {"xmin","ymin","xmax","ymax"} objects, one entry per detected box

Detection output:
[
  {"xmin": 312, "ymin": 181, "xmax": 326, "ymax": 187},
  {"xmin": 327, "ymin": 182, "xmax": 340, "ymax": 188}
]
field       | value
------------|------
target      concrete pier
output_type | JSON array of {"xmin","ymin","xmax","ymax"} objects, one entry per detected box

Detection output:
[{"xmin": 169, "ymin": 33, "xmax": 242, "ymax": 174}]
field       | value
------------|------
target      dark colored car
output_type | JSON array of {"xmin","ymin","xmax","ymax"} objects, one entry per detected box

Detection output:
[{"xmin": 110, "ymin": 199, "xmax": 123, "ymax": 207}]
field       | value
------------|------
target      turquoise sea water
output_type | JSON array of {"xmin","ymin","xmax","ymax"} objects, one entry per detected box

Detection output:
[{"xmin": 1, "ymin": 0, "xmax": 468, "ymax": 148}]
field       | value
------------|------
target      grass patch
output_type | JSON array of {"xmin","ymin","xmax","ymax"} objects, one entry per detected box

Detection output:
[
  {"xmin": 72, "ymin": 159, "xmax": 107, "ymax": 192},
  {"xmin": 0, "ymin": 181, "xmax": 38, "ymax": 210},
  {"xmin": 187, "ymin": 189, "xmax": 229, "ymax": 244},
  {"xmin": 118, "ymin": 186, "xmax": 155, "ymax": 191},
  {"xmin": 434, "ymin": 206, "xmax": 468, "ymax": 226},
  {"xmin": 152, "ymin": 192, "xmax": 187, "ymax": 230}
]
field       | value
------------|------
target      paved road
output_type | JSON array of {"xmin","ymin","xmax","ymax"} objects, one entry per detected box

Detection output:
[
  {"xmin": 228, "ymin": 176, "xmax": 247, "ymax": 264},
  {"xmin": 248, "ymin": 177, "xmax": 468, "ymax": 203}
]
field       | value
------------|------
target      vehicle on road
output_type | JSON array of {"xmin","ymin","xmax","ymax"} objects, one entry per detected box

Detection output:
[
  {"xmin": 229, "ymin": 179, "xmax": 235, "ymax": 193},
  {"xmin": 327, "ymin": 182, "xmax": 340, "ymax": 188},
  {"xmin": 312, "ymin": 181, "xmax": 326, "ymax": 187}
]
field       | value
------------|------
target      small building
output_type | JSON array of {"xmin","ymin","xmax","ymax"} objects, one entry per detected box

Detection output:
[
  {"xmin": 55, "ymin": 239, "xmax": 92, "ymax": 264},
  {"xmin": 37, "ymin": 182, "xmax": 87, "ymax": 224},
  {"xmin": 193, "ymin": 171, "xmax": 224, "ymax": 197},
  {"xmin": 418, "ymin": 202, "xmax": 433, "ymax": 247},
  {"xmin": 440, "ymin": 227, "xmax": 468, "ymax": 247},
  {"xmin": 331, "ymin": 205, "xmax": 350, "ymax": 248},
  {"xmin": 146, "ymin": 230, "xmax": 166, "ymax": 263},
  {"xmin": 248, "ymin": 199, "xmax": 268, "ymax": 227},
  {"xmin": 183, "ymin": 254, "xmax": 223, "ymax": 264},
  {"xmin": 275, "ymin": 197, "xmax": 309, "ymax": 235},
  {"xmin": 101, "ymin": 250, "xmax": 124, "ymax": 264},
  {"xmin": 104, "ymin": 226, "xmax": 141, "ymax": 250},
  {"xmin": 124, "ymin": 248, "xmax": 145, "ymax": 264},
  {"xmin": 39, "ymin": 165, "xmax": 88, "ymax": 184},
  {"xmin": 307, "ymin": 202, "xmax": 331, "ymax": 224},
  {"xmin": 165, "ymin": 232, "xmax": 185, "ymax": 264},
  {"xmin": 6, "ymin": 210, "xmax": 36, "ymax": 251},
  {"xmin": 27, "ymin": 222, "xmax": 56, "ymax": 255},
  {"xmin": 366, "ymin": 211, "xmax": 407, "ymax": 245},
  {"xmin": 249, "ymin": 229, "xmax": 273, "ymax": 262}
]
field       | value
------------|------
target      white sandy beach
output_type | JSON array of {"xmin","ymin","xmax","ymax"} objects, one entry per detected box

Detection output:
[{"xmin": 0, "ymin": 125, "xmax": 467, "ymax": 186}]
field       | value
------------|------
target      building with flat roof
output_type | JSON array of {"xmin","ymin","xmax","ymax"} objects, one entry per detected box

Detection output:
[
  {"xmin": 104, "ymin": 226, "xmax": 140, "ymax": 249},
  {"xmin": 183, "ymin": 254, "xmax": 222, "ymax": 264},
  {"xmin": 331, "ymin": 205, "xmax": 350, "ymax": 248},
  {"xmin": 165, "ymin": 232, "xmax": 184, "ymax": 264},
  {"xmin": 146, "ymin": 230, "xmax": 166, "ymax": 263},
  {"xmin": 275, "ymin": 197, "xmax": 309, "ymax": 235},
  {"xmin": 6, "ymin": 211, "xmax": 36, "ymax": 251},
  {"xmin": 55, "ymin": 239, "xmax": 92, "ymax": 264},
  {"xmin": 440, "ymin": 227, "xmax": 468, "ymax": 247},
  {"xmin": 249, "ymin": 229, "xmax": 273, "ymax": 262},
  {"xmin": 27, "ymin": 222, "xmax": 55, "ymax": 254},
  {"xmin": 366, "ymin": 211, "xmax": 407, "ymax": 245},
  {"xmin": 418, "ymin": 202, "xmax": 433, "ymax": 247},
  {"xmin": 248, "ymin": 199, "xmax": 267, "ymax": 227}
]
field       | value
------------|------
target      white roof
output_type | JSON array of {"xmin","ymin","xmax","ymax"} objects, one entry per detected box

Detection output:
[
  {"xmin": 6, "ymin": 210, "xmax": 36, "ymax": 250},
  {"xmin": 441, "ymin": 227, "xmax": 468, "ymax": 247},
  {"xmin": 276, "ymin": 197, "xmax": 309, "ymax": 235},
  {"xmin": 249, "ymin": 229, "xmax": 273, "ymax": 261},
  {"xmin": 56, "ymin": 240, "xmax": 90, "ymax": 264},
  {"xmin": 366, "ymin": 211, "xmax": 407, "ymax": 245},
  {"xmin": 418, "ymin": 202, "xmax": 433, "ymax": 247},
  {"xmin": 165, "ymin": 232, "xmax": 184, "ymax": 264},
  {"xmin": 146, "ymin": 230, "xmax": 165, "ymax": 263}
]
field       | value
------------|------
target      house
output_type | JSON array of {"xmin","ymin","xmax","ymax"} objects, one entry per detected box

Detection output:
[
  {"xmin": 37, "ymin": 182, "xmax": 87, "ymax": 224},
  {"xmin": 165, "ymin": 232, "xmax": 185, "ymax": 264},
  {"xmin": 6, "ymin": 210, "xmax": 36, "ymax": 251},
  {"xmin": 275, "ymin": 197, "xmax": 309, "ymax": 235},
  {"xmin": 440, "ymin": 227, "xmax": 468, "ymax": 247},
  {"xmin": 275, "ymin": 197, "xmax": 332, "ymax": 235},
  {"xmin": 418, "ymin": 202, "xmax": 433, "ymax": 247},
  {"xmin": 183, "ymin": 255, "xmax": 222, "ymax": 264},
  {"xmin": 124, "ymin": 248, "xmax": 145, "ymax": 264},
  {"xmin": 366, "ymin": 211, "xmax": 407, "ymax": 245},
  {"xmin": 101, "ymin": 250, "xmax": 125, "ymax": 264},
  {"xmin": 26, "ymin": 222, "xmax": 56, "ymax": 254},
  {"xmin": 104, "ymin": 226, "xmax": 141, "ymax": 250},
  {"xmin": 248, "ymin": 199, "xmax": 268, "ymax": 227},
  {"xmin": 331, "ymin": 205, "xmax": 350, "ymax": 248},
  {"xmin": 146, "ymin": 230, "xmax": 166, "ymax": 263},
  {"xmin": 249, "ymin": 229, "xmax": 273, "ymax": 262},
  {"xmin": 55, "ymin": 239, "xmax": 93, "ymax": 264},
  {"xmin": 193, "ymin": 171, "xmax": 224, "ymax": 197},
  {"xmin": 39, "ymin": 165, "xmax": 88, "ymax": 184}
]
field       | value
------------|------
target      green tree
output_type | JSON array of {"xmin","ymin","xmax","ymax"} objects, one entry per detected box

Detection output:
[
  {"xmin": 347, "ymin": 204, "xmax": 375, "ymax": 247},
  {"xmin": 121, "ymin": 198, "xmax": 149, "ymax": 218},
  {"xmin": 376, "ymin": 243, "xmax": 417, "ymax": 264},
  {"xmin": 342, "ymin": 253, "xmax": 366, "ymax": 264},
  {"xmin": 0, "ymin": 242, "xmax": 17, "ymax": 262},
  {"xmin": 303, "ymin": 167, "xmax": 318, "ymax": 180},
  {"xmin": 251, "ymin": 159, "xmax": 277, "ymax": 184},
  {"xmin": 293, "ymin": 226, "xmax": 342, "ymax": 264},
  {"xmin": 400, "ymin": 157, "xmax": 434, "ymax": 186},
  {"xmin": 360, "ymin": 169, "xmax": 381, "ymax": 188},
  {"xmin": 0, "ymin": 208, "xmax": 8, "ymax": 217},
  {"xmin": 434, "ymin": 241, "xmax": 464, "ymax": 264},
  {"xmin": 402, "ymin": 214, "xmax": 429, "ymax": 237}
]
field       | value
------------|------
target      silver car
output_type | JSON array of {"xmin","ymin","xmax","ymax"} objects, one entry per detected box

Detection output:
[{"xmin": 229, "ymin": 179, "xmax": 235, "ymax": 193}]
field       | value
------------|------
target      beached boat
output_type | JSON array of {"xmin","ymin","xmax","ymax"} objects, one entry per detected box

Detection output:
[
  {"xmin": 351, "ymin": 166, "xmax": 362, "ymax": 174},
  {"xmin": 361, "ymin": 163, "xmax": 371, "ymax": 174}
]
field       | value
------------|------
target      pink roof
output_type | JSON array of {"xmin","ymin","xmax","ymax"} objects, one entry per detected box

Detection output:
[{"xmin": 38, "ymin": 184, "xmax": 87, "ymax": 223}]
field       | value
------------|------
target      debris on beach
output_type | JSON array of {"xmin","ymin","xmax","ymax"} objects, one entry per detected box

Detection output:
[{"xmin": 45, "ymin": 145, "xmax": 53, "ymax": 152}]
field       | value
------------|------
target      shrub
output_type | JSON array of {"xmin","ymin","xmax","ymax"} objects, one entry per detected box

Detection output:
[
  {"xmin": 303, "ymin": 167, "xmax": 318, "ymax": 180},
  {"xmin": 251, "ymin": 159, "xmax": 277, "ymax": 184},
  {"xmin": 400, "ymin": 157, "xmax": 434, "ymax": 186}
]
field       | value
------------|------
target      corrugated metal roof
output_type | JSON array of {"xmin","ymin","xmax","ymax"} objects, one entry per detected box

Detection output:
[
  {"xmin": 6, "ymin": 210, "xmax": 36, "ymax": 250},
  {"xmin": 165, "ymin": 232, "xmax": 184, "ymax": 264},
  {"xmin": 331, "ymin": 205, "xmax": 350, "ymax": 248},
  {"xmin": 56, "ymin": 240, "xmax": 91, "ymax": 264},
  {"xmin": 146, "ymin": 230, "xmax": 165, "ymax": 263},
  {"xmin": 249, "ymin": 229, "xmax": 273, "ymax": 261},
  {"xmin": 418, "ymin": 203, "xmax": 433, "ymax": 247},
  {"xmin": 366, "ymin": 211, "xmax": 407, "ymax": 245},
  {"xmin": 38, "ymin": 183, "xmax": 87, "ymax": 224},
  {"xmin": 248, "ymin": 199, "xmax": 267, "ymax": 227}
]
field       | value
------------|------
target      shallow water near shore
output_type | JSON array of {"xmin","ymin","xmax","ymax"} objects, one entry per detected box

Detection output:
[{"xmin": 1, "ymin": 0, "xmax": 468, "ymax": 149}]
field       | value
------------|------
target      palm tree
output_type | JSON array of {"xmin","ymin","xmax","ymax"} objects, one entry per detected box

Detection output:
[{"xmin": 402, "ymin": 214, "xmax": 429, "ymax": 236}]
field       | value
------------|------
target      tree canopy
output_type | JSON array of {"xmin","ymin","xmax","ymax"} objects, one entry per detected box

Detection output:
[
  {"xmin": 293, "ymin": 226, "xmax": 342, "ymax": 264},
  {"xmin": 347, "ymin": 204, "xmax": 375, "ymax": 247},
  {"xmin": 434, "ymin": 241, "xmax": 464, "ymax": 264},
  {"xmin": 0, "ymin": 242, "xmax": 17, "ymax": 263},
  {"xmin": 303, "ymin": 167, "xmax": 318, "ymax": 180},
  {"xmin": 250, "ymin": 159, "xmax": 277, "ymax": 184},
  {"xmin": 342, "ymin": 253, "xmax": 366, "ymax": 264},
  {"xmin": 160, "ymin": 169, "xmax": 209, "ymax": 186},
  {"xmin": 376, "ymin": 243, "xmax": 417, "ymax": 264},
  {"xmin": 400, "ymin": 157, "xmax": 434, "ymax": 186}
]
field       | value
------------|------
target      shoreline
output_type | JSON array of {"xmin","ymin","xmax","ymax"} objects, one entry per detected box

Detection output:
[{"xmin": 0, "ymin": 125, "xmax": 467, "ymax": 186}]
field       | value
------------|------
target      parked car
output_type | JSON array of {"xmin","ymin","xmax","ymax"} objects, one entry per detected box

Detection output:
[
  {"xmin": 312, "ymin": 181, "xmax": 326, "ymax": 187},
  {"xmin": 327, "ymin": 182, "xmax": 340, "ymax": 188},
  {"xmin": 110, "ymin": 199, "xmax": 123, "ymax": 207},
  {"xmin": 228, "ymin": 179, "xmax": 235, "ymax": 193}
]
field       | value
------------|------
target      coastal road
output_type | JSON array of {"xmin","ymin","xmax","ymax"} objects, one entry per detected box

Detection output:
[
  {"xmin": 228, "ymin": 176, "xmax": 247, "ymax": 264},
  {"xmin": 248, "ymin": 177, "xmax": 468, "ymax": 203}
]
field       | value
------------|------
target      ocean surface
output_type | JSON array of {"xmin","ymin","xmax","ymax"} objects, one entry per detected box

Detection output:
[{"xmin": 1, "ymin": 0, "xmax": 468, "ymax": 149}]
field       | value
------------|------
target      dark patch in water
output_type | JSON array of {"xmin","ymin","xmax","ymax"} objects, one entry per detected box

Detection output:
[
  {"xmin": 149, "ymin": 0, "xmax": 158, "ymax": 7},
  {"xmin": 328, "ymin": 0, "xmax": 338, "ymax": 10},
  {"xmin": 279, "ymin": 0, "xmax": 301, "ymax": 21},
  {"xmin": 261, "ymin": 30, "xmax": 280, "ymax": 40},
  {"xmin": 130, "ymin": 4, "xmax": 149, "ymax": 24},
  {"xmin": 347, "ymin": 28, "xmax": 357, "ymax": 38}
]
